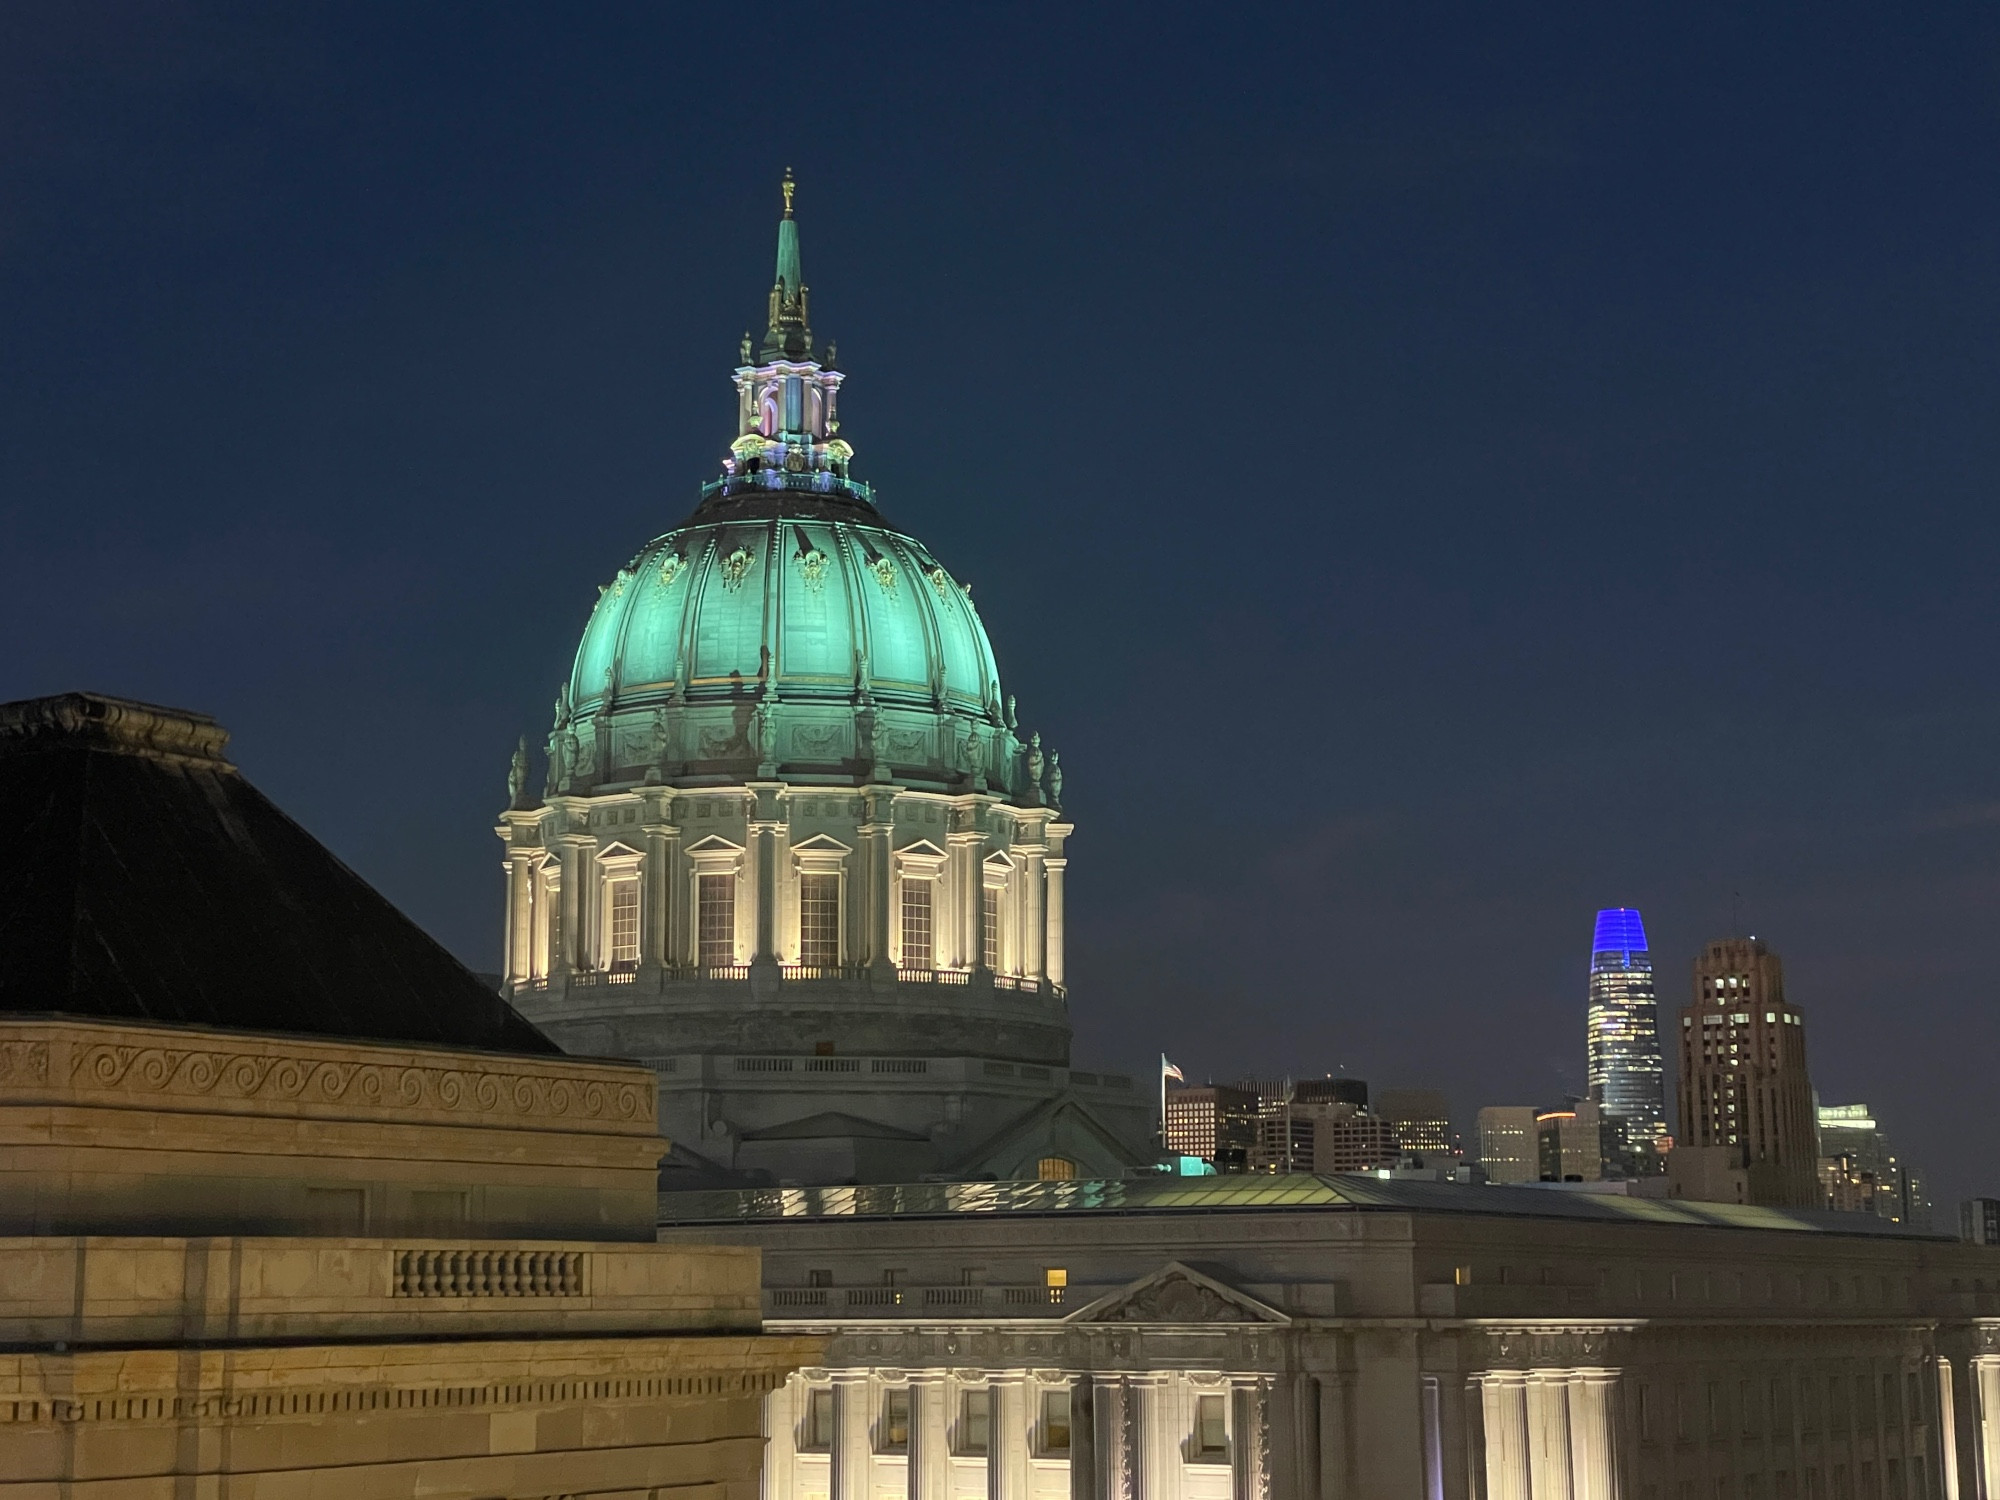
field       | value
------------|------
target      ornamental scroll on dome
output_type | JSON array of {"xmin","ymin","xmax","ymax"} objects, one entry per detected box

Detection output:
[
  {"xmin": 720, "ymin": 546, "xmax": 756, "ymax": 593},
  {"xmin": 871, "ymin": 557, "xmax": 898, "ymax": 595},
  {"xmin": 927, "ymin": 565, "xmax": 954, "ymax": 603},
  {"xmin": 658, "ymin": 553, "xmax": 686, "ymax": 588},
  {"xmin": 797, "ymin": 547, "xmax": 829, "ymax": 593}
]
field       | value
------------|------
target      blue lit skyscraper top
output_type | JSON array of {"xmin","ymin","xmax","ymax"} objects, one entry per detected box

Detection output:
[
  {"xmin": 1591, "ymin": 907, "xmax": 1649, "ymax": 962},
  {"xmin": 1585, "ymin": 905, "xmax": 1668, "ymax": 1169}
]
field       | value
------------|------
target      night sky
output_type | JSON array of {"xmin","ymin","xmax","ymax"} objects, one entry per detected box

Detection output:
[{"xmin": 7, "ymin": 8, "xmax": 1998, "ymax": 1209}]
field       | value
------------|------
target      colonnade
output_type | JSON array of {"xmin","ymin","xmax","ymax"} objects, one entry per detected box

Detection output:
[
  {"xmin": 1473, "ymin": 1370, "xmax": 1620, "ymax": 1500},
  {"xmin": 499, "ymin": 789, "xmax": 1067, "ymax": 990},
  {"xmin": 766, "ymin": 1370, "xmax": 1269, "ymax": 1500}
]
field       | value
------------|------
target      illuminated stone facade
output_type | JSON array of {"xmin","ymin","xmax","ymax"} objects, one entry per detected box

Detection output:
[
  {"xmin": 0, "ymin": 694, "xmax": 818, "ymax": 1497},
  {"xmin": 497, "ymin": 181, "xmax": 1150, "ymax": 1185},
  {"xmin": 662, "ymin": 1175, "xmax": 2000, "ymax": 1499}
]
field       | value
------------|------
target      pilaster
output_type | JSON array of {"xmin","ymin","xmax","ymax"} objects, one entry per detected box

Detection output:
[
  {"xmin": 832, "ymin": 1369, "xmax": 871, "ymax": 1500},
  {"xmin": 1478, "ymin": 1374, "xmax": 1531, "ymax": 1500}
]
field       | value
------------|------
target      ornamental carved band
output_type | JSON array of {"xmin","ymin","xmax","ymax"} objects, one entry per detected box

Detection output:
[{"xmin": 62, "ymin": 1044, "xmax": 655, "ymax": 1127}]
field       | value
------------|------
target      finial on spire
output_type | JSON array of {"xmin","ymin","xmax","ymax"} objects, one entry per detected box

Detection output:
[{"xmin": 763, "ymin": 168, "xmax": 810, "ymax": 360}]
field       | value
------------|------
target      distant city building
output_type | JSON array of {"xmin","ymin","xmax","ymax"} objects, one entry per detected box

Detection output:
[
  {"xmin": 1375, "ymin": 1088, "xmax": 1454, "ymax": 1158},
  {"xmin": 1305, "ymin": 1103, "xmax": 1402, "ymax": 1175},
  {"xmin": 1295, "ymin": 1076, "xmax": 1370, "ymax": 1109},
  {"xmin": 1962, "ymin": 1198, "xmax": 2000, "ymax": 1245},
  {"xmin": 1537, "ymin": 1102, "xmax": 1605, "ymax": 1183},
  {"xmin": 1671, "ymin": 936, "xmax": 1819, "ymax": 1208},
  {"xmin": 1585, "ymin": 907, "xmax": 1668, "ymax": 1174},
  {"xmin": 1477, "ymin": 1106, "xmax": 1541, "ymax": 1185},
  {"xmin": 1817, "ymin": 1102, "xmax": 1930, "ymax": 1228},
  {"xmin": 1162, "ymin": 1083, "xmax": 1256, "ymax": 1173}
]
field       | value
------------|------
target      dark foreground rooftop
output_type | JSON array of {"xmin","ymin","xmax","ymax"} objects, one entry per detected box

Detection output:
[
  {"xmin": 0, "ymin": 691, "xmax": 555, "ymax": 1055},
  {"xmin": 658, "ymin": 1173, "xmax": 1945, "ymax": 1238}
]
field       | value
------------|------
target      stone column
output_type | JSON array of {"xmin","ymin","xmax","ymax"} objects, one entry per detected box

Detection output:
[
  {"xmin": 1132, "ymin": 1375, "xmax": 1174, "ymax": 1500},
  {"xmin": 864, "ymin": 790, "xmax": 895, "ymax": 979},
  {"xmin": 1566, "ymin": 1372, "xmax": 1618, "ymax": 1500},
  {"xmin": 1069, "ymin": 1376, "xmax": 1095, "ymax": 1500},
  {"xmin": 557, "ymin": 835, "xmax": 589, "ymax": 971},
  {"xmin": 751, "ymin": 798, "xmax": 779, "ymax": 965},
  {"xmin": 949, "ymin": 827, "xmax": 981, "ymax": 971},
  {"xmin": 1232, "ymin": 1378, "xmax": 1270, "ymax": 1500},
  {"xmin": 1978, "ymin": 1359, "xmax": 2000, "ymax": 1500},
  {"xmin": 530, "ymin": 864, "xmax": 550, "ymax": 979},
  {"xmin": 765, "ymin": 1375, "xmax": 802, "ymax": 1500},
  {"xmin": 832, "ymin": 1370, "xmax": 872, "ymax": 1500},
  {"xmin": 1021, "ymin": 846, "xmax": 1047, "ymax": 983},
  {"xmin": 1320, "ymin": 1384, "xmax": 1352, "ymax": 1496},
  {"xmin": 1478, "ymin": 1375, "xmax": 1531, "ymax": 1500},
  {"xmin": 1524, "ymin": 1374, "xmax": 1572, "ymax": 1500},
  {"xmin": 505, "ymin": 851, "xmax": 533, "ymax": 984},
  {"xmin": 912, "ymin": 1374, "xmax": 949, "ymax": 1500},
  {"xmin": 1093, "ymin": 1377, "xmax": 1130, "ymax": 1500},
  {"xmin": 1044, "ymin": 854, "xmax": 1066, "ymax": 988},
  {"xmin": 993, "ymin": 1375, "xmax": 1029, "ymax": 1500},
  {"xmin": 642, "ymin": 819, "xmax": 675, "ymax": 968},
  {"xmin": 667, "ymin": 824, "xmax": 690, "ymax": 968}
]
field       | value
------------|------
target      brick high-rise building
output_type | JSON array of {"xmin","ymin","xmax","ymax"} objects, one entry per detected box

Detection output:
[
  {"xmin": 1673, "ymin": 936, "xmax": 1819, "ymax": 1207},
  {"xmin": 1477, "ymin": 1106, "xmax": 1540, "ymax": 1185}
]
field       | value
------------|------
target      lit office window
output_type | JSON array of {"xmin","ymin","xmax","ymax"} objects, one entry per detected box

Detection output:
[
  {"xmin": 982, "ymin": 887, "xmax": 1000, "ymax": 970},
  {"xmin": 608, "ymin": 880, "xmax": 639, "ymax": 967},
  {"xmin": 799, "ymin": 873, "xmax": 840, "ymax": 967},
  {"xmin": 901, "ymin": 881, "xmax": 934, "ymax": 970},
  {"xmin": 698, "ymin": 874, "xmax": 735, "ymax": 967}
]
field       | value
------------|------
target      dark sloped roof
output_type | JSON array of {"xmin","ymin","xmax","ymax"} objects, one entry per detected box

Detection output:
[
  {"xmin": 740, "ymin": 1111, "xmax": 930, "ymax": 1143},
  {"xmin": 0, "ymin": 692, "xmax": 556, "ymax": 1055}
]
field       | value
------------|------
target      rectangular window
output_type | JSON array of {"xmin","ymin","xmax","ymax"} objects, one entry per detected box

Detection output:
[
  {"xmin": 799, "ymin": 872, "xmax": 841, "ymax": 967},
  {"xmin": 1041, "ymin": 1388, "xmax": 1071, "ymax": 1454},
  {"xmin": 1195, "ymin": 1393, "xmax": 1229, "ymax": 1457},
  {"xmin": 982, "ymin": 886, "xmax": 1000, "ymax": 970},
  {"xmin": 609, "ymin": 879, "xmax": 640, "ymax": 966},
  {"xmin": 698, "ymin": 873, "xmax": 735, "ymax": 967},
  {"xmin": 547, "ymin": 879, "xmax": 563, "ymax": 959},
  {"xmin": 959, "ymin": 1389, "xmax": 991, "ymax": 1455},
  {"xmin": 901, "ymin": 880, "xmax": 934, "ymax": 970},
  {"xmin": 880, "ymin": 1389, "xmax": 910, "ymax": 1454},
  {"xmin": 804, "ymin": 1387, "xmax": 834, "ymax": 1451}
]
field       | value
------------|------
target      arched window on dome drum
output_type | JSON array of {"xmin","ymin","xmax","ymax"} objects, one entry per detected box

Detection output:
[
  {"xmin": 900, "ymin": 882, "xmax": 934, "ymax": 972},
  {"xmin": 698, "ymin": 874, "xmax": 736, "ymax": 969},
  {"xmin": 798, "ymin": 873, "xmax": 840, "ymax": 969},
  {"xmin": 1036, "ymin": 1157, "xmax": 1077, "ymax": 1182}
]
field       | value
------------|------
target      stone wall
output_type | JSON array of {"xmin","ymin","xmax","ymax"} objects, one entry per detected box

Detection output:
[{"xmin": 0, "ymin": 1016, "xmax": 664, "ymax": 1240}]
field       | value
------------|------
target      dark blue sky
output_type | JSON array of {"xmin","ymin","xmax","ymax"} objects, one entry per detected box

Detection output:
[{"xmin": 7, "ymin": 6, "xmax": 1998, "ymax": 1209}]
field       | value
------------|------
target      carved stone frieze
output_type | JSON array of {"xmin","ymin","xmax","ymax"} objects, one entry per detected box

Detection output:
[{"xmin": 56, "ymin": 1042, "xmax": 654, "ymax": 1128}]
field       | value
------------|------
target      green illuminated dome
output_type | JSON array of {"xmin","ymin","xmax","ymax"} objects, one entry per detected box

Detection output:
[{"xmin": 540, "ymin": 175, "xmax": 1049, "ymax": 806}]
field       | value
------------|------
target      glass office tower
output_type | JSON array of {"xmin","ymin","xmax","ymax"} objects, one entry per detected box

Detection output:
[{"xmin": 1586, "ymin": 907, "xmax": 1668, "ymax": 1171}]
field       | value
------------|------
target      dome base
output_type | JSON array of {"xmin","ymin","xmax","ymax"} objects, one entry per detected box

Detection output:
[{"xmin": 510, "ymin": 969, "xmax": 1071, "ymax": 1067}]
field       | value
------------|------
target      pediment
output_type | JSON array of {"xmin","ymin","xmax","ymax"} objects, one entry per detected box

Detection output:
[
  {"xmin": 595, "ymin": 840, "xmax": 644, "ymax": 860},
  {"xmin": 896, "ymin": 838, "xmax": 948, "ymax": 860},
  {"xmin": 982, "ymin": 849, "xmax": 1016, "ymax": 870},
  {"xmin": 791, "ymin": 832, "xmax": 853, "ymax": 854},
  {"xmin": 684, "ymin": 833, "xmax": 745, "ymax": 854},
  {"xmin": 1065, "ymin": 1261, "xmax": 1289, "ymax": 1327}
]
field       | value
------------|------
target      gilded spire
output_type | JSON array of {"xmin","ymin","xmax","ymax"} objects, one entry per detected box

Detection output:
[{"xmin": 763, "ymin": 169, "xmax": 811, "ymax": 361}]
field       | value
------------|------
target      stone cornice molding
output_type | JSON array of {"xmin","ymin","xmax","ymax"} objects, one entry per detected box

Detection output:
[{"xmin": 0, "ymin": 1018, "xmax": 657, "ymax": 1135}]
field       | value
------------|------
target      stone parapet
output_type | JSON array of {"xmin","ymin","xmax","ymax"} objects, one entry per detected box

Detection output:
[
  {"xmin": 0, "ymin": 1235, "xmax": 765, "ymax": 1345},
  {"xmin": 0, "ymin": 1016, "xmax": 666, "ymax": 1239}
]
